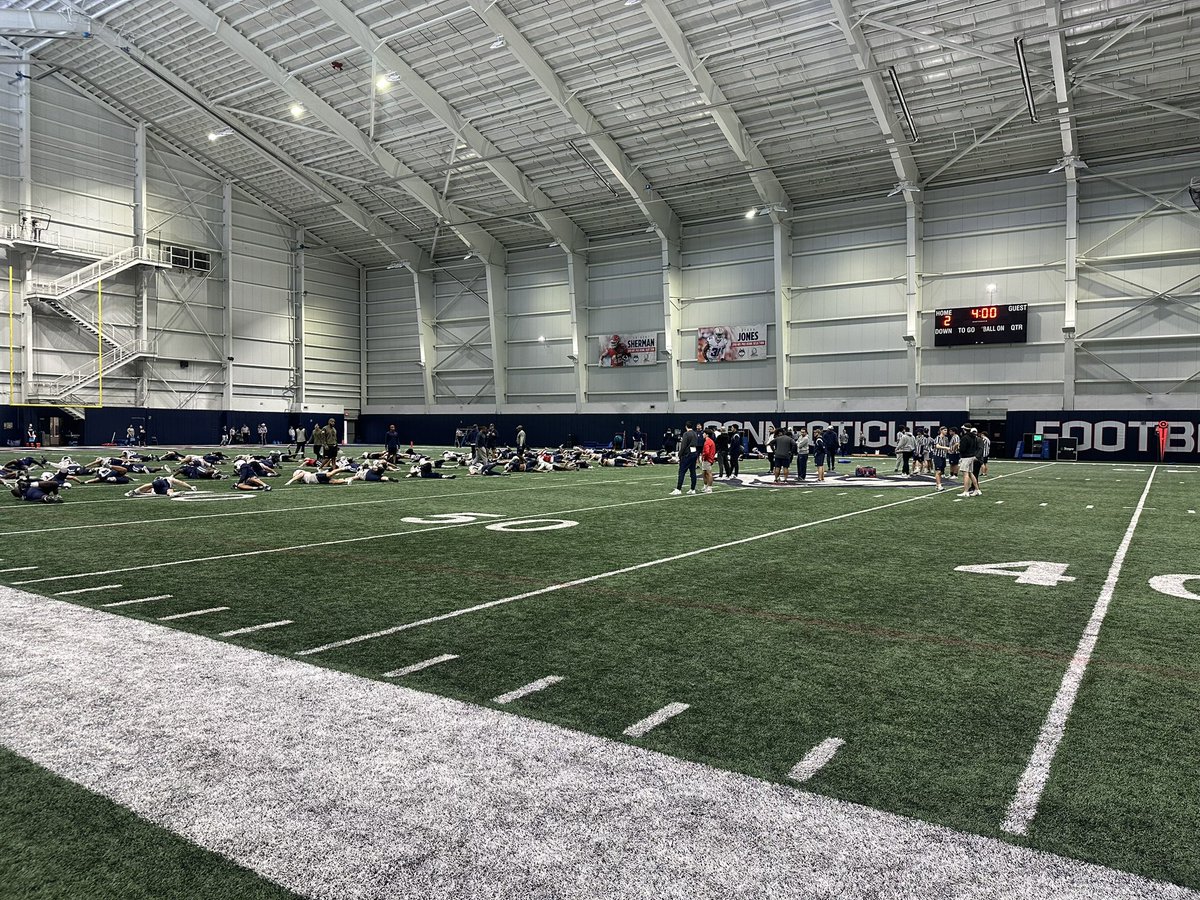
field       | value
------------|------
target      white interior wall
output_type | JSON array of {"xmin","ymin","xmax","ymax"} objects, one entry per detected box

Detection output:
[
  {"xmin": 431, "ymin": 259, "xmax": 493, "ymax": 406},
  {"xmin": 505, "ymin": 247, "xmax": 574, "ymax": 406},
  {"xmin": 303, "ymin": 254, "xmax": 361, "ymax": 407},
  {"xmin": 364, "ymin": 267, "xmax": 423, "ymax": 406}
]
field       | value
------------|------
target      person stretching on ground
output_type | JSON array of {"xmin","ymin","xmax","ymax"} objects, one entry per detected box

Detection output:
[{"xmin": 126, "ymin": 475, "xmax": 196, "ymax": 497}]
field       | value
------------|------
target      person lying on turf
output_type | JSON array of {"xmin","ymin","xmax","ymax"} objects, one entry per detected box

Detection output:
[
  {"xmin": 288, "ymin": 469, "xmax": 349, "ymax": 485},
  {"xmin": 407, "ymin": 459, "xmax": 456, "ymax": 479},
  {"xmin": 125, "ymin": 475, "xmax": 196, "ymax": 497},
  {"xmin": 346, "ymin": 461, "xmax": 399, "ymax": 483},
  {"xmin": 233, "ymin": 464, "xmax": 273, "ymax": 491},
  {"xmin": 83, "ymin": 466, "xmax": 134, "ymax": 485},
  {"xmin": 10, "ymin": 476, "xmax": 63, "ymax": 503}
]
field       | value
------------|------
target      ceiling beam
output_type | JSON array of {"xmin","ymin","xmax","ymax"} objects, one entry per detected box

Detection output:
[
  {"xmin": 56, "ymin": 11, "xmax": 425, "ymax": 271},
  {"xmin": 827, "ymin": 0, "xmax": 921, "ymax": 188},
  {"xmin": 170, "ymin": 0, "xmax": 504, "ymax": 264},
  {"xmin": 638, "ymin": 0, "xmax": 791, "ymax": 224},
  {"xmin": 306, "ymin": 0, "xmax": 586, "ymax": 255},
  {"xmin": 464, "ymin": 0, "xmax": 681, "ymax": 244},
  {"xmin": 0, "ymin": 9, "xmax": 90, "ymax": 39}
]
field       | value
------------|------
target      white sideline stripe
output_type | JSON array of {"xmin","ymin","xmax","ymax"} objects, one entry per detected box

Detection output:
[
  {"xmin": 0, "ymin": 566, "xmax": 38, "ymax": 573},
  {"xmin": 1040, "ymin": 503, "xmax": 1049, "ymax": 507},
  {"xmin": 1189, "ymin": 509, "xmax": 1196, "ymax": 515},
  {"xmin": 55, "ymin": 584, "xmax": 122, "ymax": 596},
  {"xmin": 158, "ymin": 606, "xmax": 230, "ymax": 621},
  {"xmin": 492, "ymin": 675, "xmax": 563, "ymax": 705},
  {"xmin": 623, "ymin": 702, "xmax": 690, "ymax": 738},
  {"xmin": 297, "ymin": 464, "xmax": 1054, "ymax": 657},
  {"xmin": 12, "ymin": 487, "xmax": 740, "ymax": 588},
  {"xmin": 5, "ymin": 592, "xmax": 1195, "ymax": 900},
  {"xmin": 382, "ymin": 654, "xmax": 459, "ymax": 678},
  {"xmin": 102, "ymin": 594, "xmax": 172, "ymax": 608},
  {"xmin": 1086, "ymin": 504, "xmax": 1094, "ymax": 509},
  {"xmin": 0, "ymin": 478, "xmax": 634, "ymax": 536},
  {"xmin": 219, "ymin": 620, "xmax": 294, "ymax": 637},
  {"xmin": 1001, "ymin": 465, "xmax": 1158, "ymax": 836},
  {"xmin": 788, "ymin": 737, "xmax": 845, "ymax": 783}
]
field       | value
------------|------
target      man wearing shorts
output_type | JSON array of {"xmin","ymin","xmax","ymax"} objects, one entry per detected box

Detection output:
[
  {"xmin": 700, "ymin": 427, "xmax": 717, "ymax": 493},
  {"xmin": 772, "ymin": 427, "xmax": 796, "ymax": 483},
  {"xmin": 957, "ymin": 425, "xmax": 981, "ymax": 497}
]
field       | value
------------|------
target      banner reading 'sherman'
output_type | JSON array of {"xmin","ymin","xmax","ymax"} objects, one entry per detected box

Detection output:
[
  {"xmin": 696, "ymin": 324, "xmax": 767, "ymax": 363},
  {"xmin": 598, "ymin": 332, "xmax": 658, "ymax": 367}
]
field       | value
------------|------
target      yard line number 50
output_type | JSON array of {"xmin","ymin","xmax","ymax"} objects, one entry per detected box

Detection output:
[
  {"xmin": 400, "ymin": 512, "xmax": 578, "ymax": 532},
  {"xmin": 956, "ymin": 561, "xmax": 1200, "ymax": 600}
]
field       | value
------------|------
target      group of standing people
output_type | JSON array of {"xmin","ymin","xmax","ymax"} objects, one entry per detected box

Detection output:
[{"xmin": 765, "ymin": 424, "xmax": 840, "ymax": 483}]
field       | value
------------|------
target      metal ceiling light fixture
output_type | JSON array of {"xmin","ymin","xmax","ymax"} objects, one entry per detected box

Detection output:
[
  {"xmin": 207, "ymin": 126, "xmax": 233, "ymax": 141},
  {"xmin": 1014, "ymin": 38, "xmax": 1038, "ymax": 124},
  {"xmin": 887, "ymin": 67, "xmax": 919, "ymax": 143},
  {"xmin": 489, "ymin": 36, "xmax": 506, "ymax": 50},
  {"xmin": 290, "ymin": 103, "xmax": 305, "ymax": 119},
  {"xmin": 1049, "ymin": 154, "xmax": 1088, "ymax": 173},
  {"xmin": 746, "ymin": 204, "xmax": 788, "ymax": 218},
  {"xmin": 887, "ymin": 181, "xmax": 921, "ymax": 197}
]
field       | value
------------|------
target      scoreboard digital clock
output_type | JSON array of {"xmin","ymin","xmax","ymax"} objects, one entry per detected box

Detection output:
[{"xmin": 934, "ymin": 304, "xmax": 1028, "ymax": 346}]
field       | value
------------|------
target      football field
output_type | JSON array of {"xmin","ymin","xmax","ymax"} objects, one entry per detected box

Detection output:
[{"xmin": 3, "ymin": 454, "xmax": 1199, "ymax": 898}]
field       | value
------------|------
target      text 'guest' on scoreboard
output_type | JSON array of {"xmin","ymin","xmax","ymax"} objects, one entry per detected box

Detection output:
[{"xmin": 934, "ymin": 304, "xmax": 1028, "ymax": 346}]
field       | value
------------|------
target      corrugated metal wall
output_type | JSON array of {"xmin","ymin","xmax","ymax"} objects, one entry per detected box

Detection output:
[
  {"xmin": 364, "ymin": 267, "xmax": 423, "ymax": 406},
  {"xmin": 505, "ymin": 247, "xmax": 574, "ymax": 405}
]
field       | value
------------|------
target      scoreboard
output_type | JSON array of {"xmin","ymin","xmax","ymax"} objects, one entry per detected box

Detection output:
[{"xmin": 934, "ymin": 304, "xmax": 1028, "ymax": 346}]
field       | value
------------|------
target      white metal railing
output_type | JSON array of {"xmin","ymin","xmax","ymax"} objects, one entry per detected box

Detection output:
[
  {"xmin": 1, "ymin": 221, "xmax": 122, "ymax": 259},
  {"xmin": 42, "ymin": 339, "xmax": 150, "ymax": 397},
  {"xmin": 28, "ymin": 245, "xmax": 172, "ymax": 300}
]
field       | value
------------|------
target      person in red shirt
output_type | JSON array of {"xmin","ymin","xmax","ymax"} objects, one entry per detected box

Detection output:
[{"xmin": 700, "ymin": 427, "xmax": 717, "ymax": 494}]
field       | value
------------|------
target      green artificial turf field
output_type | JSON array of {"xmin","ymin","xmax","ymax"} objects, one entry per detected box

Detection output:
[{"xmin": 3, "ymin": 452, "xmax": 1198, "ymax": 895}]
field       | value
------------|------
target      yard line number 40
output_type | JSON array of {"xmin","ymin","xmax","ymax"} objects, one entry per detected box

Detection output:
[
  {"xmin": 400, "ymin": 512, "xmax": 578, "ymax": 532},
  {"xmin": 956, "ymin": 561, "xmax": 1200, "ymax": 600}
]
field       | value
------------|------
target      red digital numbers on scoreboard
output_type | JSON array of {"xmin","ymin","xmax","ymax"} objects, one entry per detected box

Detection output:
[{"xmin": 970, "ymin": 306, "xmax": 998, "ymax": 320}]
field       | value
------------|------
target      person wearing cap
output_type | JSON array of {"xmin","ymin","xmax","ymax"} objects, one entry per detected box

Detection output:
[
  {"xmin": 322, "ymin": 418, "xmax": 339, "ymax": 467},
  {"xmin": 957, "ymin": 425, "xmax": 982, "ymax": 497}
]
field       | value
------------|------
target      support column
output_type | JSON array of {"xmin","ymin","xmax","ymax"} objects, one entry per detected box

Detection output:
[
  {"xmin": 772, "ymin": 221, "xmax": 792, "ymax": 412},
  {"xmin": 484, "ymin": 261, "xmax": 508, "ymax": 410},
  {"xmin": 133, "ymin": 122, "xmax": 149, "ymax": 406},
  {"xmin": 904, "ymin": 196, "xmax": 923, "ymax": 408},
  {"xmin": 221, "ymin": 180, "xmax": 234, "ymax": 408},
  {"xmin": 17, "ymin": 50, "xmax": 33, "ymax": 401},
  {"xmin": 411, "ymin": 265, "xmax": 436, "ymax": 411},
  {"xmin": 1062, "ymin": 169, "xmax": 1078, "ymax": 408},
  {"xmin": 358, "ymin": 267, "xmax": 368, "ymax": 410},
  {"xmin": 660, "ymin": 236, "xmax": 682, "ymax": 412},
  {"xmin": 292, "ymin": 226, "xmax": 306, "ymax": 407},
  {"xmin": 566, "ymin": 250, "xmax": 589, "ymax": 411}
]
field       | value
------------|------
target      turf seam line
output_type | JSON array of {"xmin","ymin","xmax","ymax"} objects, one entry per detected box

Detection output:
[
  {"xmin": 55, "ymin": 584, "xmax": 122, "ymax": 596},
  {"xmin": 157, "ymin": 607, "xmax": 230, "ymax": 621},
  {"xmin": 623, "ymin": 702, "xmax": 690, "ymax": 738},
  {"xmin": 12, "ymin": 488, "xmax": 750, "ymax": 587},
  {"xmin": 492, "ymin": 675, "xmax": 563, "ymax": 705},
  {"xmin": 788, "ymin": 738, "xmax": 845, "ymax": 783},
  {"xmin": 102, "ymin": 594, "xmax": 172, "ymax": 608},
  {"xmin": 295, "ymin": 464, "xmax": 1053, "ymax": 657},
  {"xmin": 381, "ymin": 654, "xmax": 460, "ymax": 678},
  {"xmin": 1001, "ymin": 465, "xmax": 1158, "ymax": 837},
  {"xmin": 218, "ymin": 620, "xmax": 294, "ymax": 637}
]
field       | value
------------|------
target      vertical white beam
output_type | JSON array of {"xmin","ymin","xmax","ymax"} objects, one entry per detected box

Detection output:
[
  {"xmin": 412, "ymin": 266, "xmax": 436, "ymax": 410},
  {"xmin": 773, "ymin": 221, "xmax": 792, "ymax": 412},
  {"xmin": 221, "ymin": 180, "xmax": 234, "ymax": 408},
  {"xmin": 485, "ymin": 262, "xmax": 508, "ymax": 410},
  {"xmin": 566, "ymin": 251, "xmax": 589, "ymax": 411},
  {"xmin": 358, "ymin": 267, "xmax": 368, "ymax": 410},
  {"xmin": 293, "ymin": 226, "xmax": 306, "ymax": 407},
  {"xmin": 133, "ymin": 121, "xmax": 149, "ymax": 406},
  {"xmin": 661, "ymin": 237, "xmax": 682, "ymax": 412},
  {"xmin": 1063, "ymin": 170, "xmax": 1078, "ymax": 408},
  {"xmin": 905, "ymin": 197, "xmax": 923, "ymax": 408},
  {"xmin": 17, "ymin": 50, "xmax": 33, "ymax": 400}
]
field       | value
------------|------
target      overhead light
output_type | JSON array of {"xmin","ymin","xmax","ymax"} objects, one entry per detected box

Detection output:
[
  {"xmin": 290, "ymin": 103, "xmax": 305, "ymax": 119},
  {"xmin": 887, "ymin": 66, "xmax": 919, "ymax": 143},
  {"xmin": 1014, "ymin": 38, "xmax": 1038, "ymax": 125},
  {"xmin": 464, "ymin": 252, "xmax": 474, "ymax": 260},
  {"xmin": 376, "ymin": 71, "xmax": 400, "ymax": 90},
  {"xmin": 1049, "ymin": 154, "xmax": 1089, "ymax": 173},
  {"xmin": 745, "ymin": 203, "xmax": 788, "ymax": 219},
  {"xmin": 887, "ymin": 180, "xmax": 921, "ymax": 197},
  {"xmin": 745, "ymin": 208, "xmax": 758, "ymax": 219},
  {"xmin": 986, "ymin": 283, "xmax": 998, "ymax": 294},
  {"xmin": 624, "ymin": 0, "xmax": 643, "ymax": 5},
  {"xmin": 207, "ymin": 127, "xmax": 233, "ymax": 142},
  {"xmin": 489, "ymin": 36, "xmax": 506, "ymax": 50},
  {"xmin": 538, "ymin": 335, "xmax": 546, "ymax": 343}
]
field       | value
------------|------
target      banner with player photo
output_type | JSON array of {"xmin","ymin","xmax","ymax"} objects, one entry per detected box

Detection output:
[
  {"xmin": 597, "ymin": 332, "xmax": 658, "ymax": 367},
  {"xmin": 696, "ymin": 324, "xmax": 768, "ymax": 363}
]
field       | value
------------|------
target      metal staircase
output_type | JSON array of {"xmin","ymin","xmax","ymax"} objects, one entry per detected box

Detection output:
[
  {"xmin": 28, "ymin": 339, "xmax": 156, "ymax": 417},
  {"xmin": 39, "ymin": 297, "xmax": 123, "ymax": 349},
  {"xmin": 26, "ymin": 244, "xmax": 171, "ymax": 302}
]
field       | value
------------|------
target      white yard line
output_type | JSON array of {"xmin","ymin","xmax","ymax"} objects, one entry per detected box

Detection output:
[
  {"xmin": 382, "ymin": 654, "xmax": 459, "ymax": 679},
  {"xmin": 297, "ymin": 465, "xmax": 1053, "ymax": 657},
  {"xmin": 492, "ymin": 675, "xmax": 563, "ymax": 705},
  {"xmin": 0, "ymin": 566, "xmax": 37, "ymax": 573},
  {"xmin": 55, "ymin": 584, "xmax": 122, "ymax": 596},
  {"xmin": 102, "ymin": 594, "xmax": 172, "ymax": 608},
  {"xmin": 7, "ymin": 592, "xmax": 1189, "ymax": 900},
  {"xmin": 1001, "ymin": 465, "xmax": 1158, "ymax": 836},
  {"xmin": 12, "ymin": 488, "xmax": 745, "ymax": 588},
  {"xmin": 787, "ymin": 737, "xmax": 845, "ymax": 783},
  {"xmin": 623, "ymin": 702, "xmax": 690, "ymax": 738},
  {"xmin": 219, "ymin": 620, "xmax": 294, "ymax": 638},
  {"xmin": 0, "ymin": 478, "xmax": 633, "ymax": 537},
  {"xmin": 158, "ymin": 606, "xmax": 230, "ymax": 621}
]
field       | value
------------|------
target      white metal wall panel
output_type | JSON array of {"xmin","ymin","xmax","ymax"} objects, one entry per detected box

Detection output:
[
  {"xmin": 679, "ymin": 220, "xmax": 775, "ymax": 404},
  {"xmin": 586, "ymin": 235, "xmax": 666, "ymax": 402},
  {"xmin": 304, "ymin": 255, "xmax": 361, "ymax": 406},
  {"xmin": 505, "ymin": 247, "xmax": 573, "ymax": 405},
  {"xmin": 231, "ymin": 197, "xmax": 294, "ymax": 398},
  {"xmin": 364, "ymin": 268, "xmax": 423, "ymax": 406},
  {"xmin": 789, "ymin": 201, "xmax": 908, "ymax": 402},
  {"xmin": 433, "ymin": 260, "xmax": 493, "ymax": 405}
]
